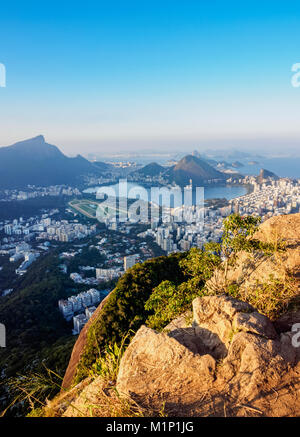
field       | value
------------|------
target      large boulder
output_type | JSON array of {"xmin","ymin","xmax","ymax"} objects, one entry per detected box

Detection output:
[
  {"xmin": 192, "ymin": 295, "xmax": 277, "ymax": 358},
  {"xmin": 60, "ymin": 214, "xmax": 300, "ymax": 416},
  {"xmin": 216, "ymin": 332, "xmax": 286, "ymax": 402},
  {"xmin": 205, "ymin": 213, "xmax": 300, "ymax": 303},
  {"xmin": 116, "ymin": 325, "xmax": 216, "ymax": 408},
  {"xmin": 115, "ymin": 295, "xmax": 300, "ymax": 416}
]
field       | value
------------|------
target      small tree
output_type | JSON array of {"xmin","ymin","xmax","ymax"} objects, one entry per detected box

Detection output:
[
  {"xmin": 145, "ymin": 280, "xmax": 185, "ymax": 330},
  {"xmin": 221, "ymin": 214, "xmax": 261, "ymax": 282},
  {"xmin": 145, "ymin": 248, "xmax": 221, "ymax": 330},
  {"xmin": 144, "ymin": 213, "xmax": 282, "ymax": 330}
]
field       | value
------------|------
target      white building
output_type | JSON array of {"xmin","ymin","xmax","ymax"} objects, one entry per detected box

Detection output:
[
  {"xmin": 96, "ymin": 268, "xmax": 118, "ymax": 279},
  {"xmin": 4, "ymin": 225, "xmax": 12, "ymax": 235},
  {"xmin": 85, "ymin": 306, "xmax": 96, "ymax": 319},
  {"xmin": 87, "ymin": 288, "xmax": 101, "ymax": 304},
  {"xmin": 124, "ymin": 254, "xmax": 138, "ymax": 271},
  {"xmin": 68, "ymin": 295, "xmax": 82, "ymax": 312},
  {"xmin": 73, "ymin": 314, "xmax": 88, "ymax": 334},
  {"xmin": 58, "ymin": 299, "xmax": 74, "ymax": 320}
]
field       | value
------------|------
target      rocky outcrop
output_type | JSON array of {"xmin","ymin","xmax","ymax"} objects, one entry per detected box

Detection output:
[
  {"xmin": 206, "ymin": 213, "xmax": 300, "ymax": 317},
  {"xmin": 257, "ymin": 168, "xmax": 279, "ymax": 184},
  {"xmin": 192, "ymin": 295, "xmax": 277, "ymax": 358},
  {"xmin": 62, "ymin": 293, "xmax": 111, "ymax": 389},
  {"xmin": 60, "ymin": 213, "xmax": 300, "ymax": 416},
  {"xmin": 273, "ymin": 310, "xmax": 300, "ymax": 333},
  {"xmin": 116, "ymin": 325, "xmax": 216, "ymax": 406},
  {"xmin": 115, "ymin": 295, "xmax": 300, "ymax": 416}
]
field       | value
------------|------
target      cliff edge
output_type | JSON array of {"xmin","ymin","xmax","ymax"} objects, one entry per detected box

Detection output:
[{"xmin": 53, "ymin": 213, "xmax": 300, "ymax": 417}]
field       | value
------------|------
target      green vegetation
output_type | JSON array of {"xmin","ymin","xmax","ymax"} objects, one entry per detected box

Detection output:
[
  {"xmin": 216, "ymin": 214, "xmax": 281, "ymax": 283},
  {"xmin": 67, "ymin": 245, "xmax": 105, "ymax": 273},
  {"xmin": 75, "ymin": 213, "xmax": 283, "ymax": 383},
  {"xmin": 0, "ymin": 196, "xmax": 69, "ymax": 221},
  {"xmin": 69, "ymin": 199, "xmax": 102, "ymax": 219},
  {"xmin": 74, "ymin": 252, "xmax": 186, "ymax": 383},
  {"xmin": 0, "ymin": 250, "xmax": 80, "ymax": 415},
  {"xmin": 226, "ymin": 274, "xmax": 298, "ymax": 320},
  {"xmin": 0, "ymin": 252, "xmax": 75, "ymax": 375},
  {"xmin": 89, "ymin": 331, "xmax": 133, "ymax": 384},
  {"xmin": 145, "ymin": 247, "xmax": 221, "ymax": 330},
  {"xmin": 2, "ymin": 366, "xmax": 63, "ymax": 416},
  {"xmin": 0, "ymin": 218, "xmax": 163, "ymax": 415},
  {"xmin": 26, "ymin": 331, "xmax": 165, "ymax": 418},
  {"xmin": 5, "ymin": 213, "xmax": 298, "ymax": 416},
  {"xmin": 0, "ymin": 255, "xmax": 19, "ymax": 293}
]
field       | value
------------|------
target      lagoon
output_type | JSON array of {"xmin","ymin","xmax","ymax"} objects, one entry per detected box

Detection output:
[{"xmin": 84, "ymin": 182, "xmax": 248, "ymax": 206}]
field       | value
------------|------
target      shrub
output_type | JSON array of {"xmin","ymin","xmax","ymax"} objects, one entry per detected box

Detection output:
[
  {"xmin": 74, "ymin": 253, "xmax": 187, "ymax": 383},
  {"xmin": 75, "ymin": 214, "xmax": 289, "ymax": 384},
  {"xmin": 145, "ymin": 248, "xmax": 221, "ymax": 330},
  {"xmin": 89, "ymin": 332, "xmax": 132, "ymax": 383},
  {"xmin": 226, "ymin": 274, "xmax": 298, "ymax": 320}
]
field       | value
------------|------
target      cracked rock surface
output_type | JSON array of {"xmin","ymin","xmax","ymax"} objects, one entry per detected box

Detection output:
[{"xmin": 116, "ymin": 295, "xmax": 300, "ymax": 416}]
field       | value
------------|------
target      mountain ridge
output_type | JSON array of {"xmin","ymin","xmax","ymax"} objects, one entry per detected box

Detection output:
[
  {"xmin": 257, "ymin": 168, "xmax": 279, "ymax": 184},
  {"xmin": 165, "ymin": 154, "xmax": 227, "ymax": 186},
  {"xmin": 134, "ymin": 162, "xmax": 165, "ymax": 177},
  {"xmin": 0, "ymin": 136, "xmax": 106, "ymax": 188}
]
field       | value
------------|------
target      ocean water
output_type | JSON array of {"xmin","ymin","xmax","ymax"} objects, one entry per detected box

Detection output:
[
  {"xmin": 239, "ymin": 157, "xmax": 300, "ymax": 179},
  {"xmin": 201, "ymin": 185, "xmax": 248, "ymax": 200}
]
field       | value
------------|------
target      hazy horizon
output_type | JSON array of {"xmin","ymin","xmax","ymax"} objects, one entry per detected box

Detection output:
[
  {"xmin": 1, "ymin": 134, "xmax": 300, "ymax": 160},
  {"xmin": 1, "ymin": 1, "xmax": 300, "ymax": 156}
]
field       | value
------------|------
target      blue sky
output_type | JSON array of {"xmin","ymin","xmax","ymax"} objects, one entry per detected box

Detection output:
[{"xmin": 1, "ymin": 0, "xmax": 300, "ymax": 156}]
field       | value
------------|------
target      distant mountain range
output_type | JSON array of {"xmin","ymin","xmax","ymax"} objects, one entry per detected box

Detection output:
[
  {"xmin": 201, "ymin": 149, "xmax": 263, "ymax": 162},
  {"xmin": 130, "ymin": 155, "xmax": 229, "ymax": 185},
  {"xmin": 0, "ymin": 136, "xmax": 280, "ymax": 191},
  {"xmin": 231, "ymin": 161, "xmax": 244, "ymax": 168},
  {"xmin": 93, "ymin": 160, "xmax": 112, "ymax": 172},
  {"xmin": 257, "ymin": 168, "xmax": 279, "ymax": 184},
  {"xmin": 0, "ymin": 136, "xmax": 107, "ymax": 189},
  {"xmin": 164, "ymin": 155, "xmax": 228, "ymax": 186},
  {"xmin": 134, "ymin": 162, "xmax": 165, "ymax": 177}
]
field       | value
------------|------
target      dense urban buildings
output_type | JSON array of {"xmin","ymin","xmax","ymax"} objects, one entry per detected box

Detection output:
[
  {"xmin": 58, "ymin": 288, "xmax": 109, "ymax": 333},
  {"xmin": 2, "ymin": 173, "xmax": 299, "ymax": 334},
  {"xmin": 138, "ymin": 177, "xmax": 300, "ymax": 254}
]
